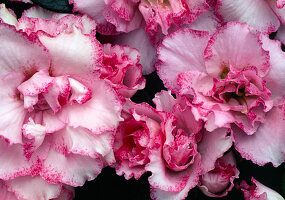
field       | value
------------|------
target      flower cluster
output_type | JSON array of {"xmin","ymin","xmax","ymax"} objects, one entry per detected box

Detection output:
[{"xmin": 0, "ymin": 0, "xmax": 284, "ymax": 200}]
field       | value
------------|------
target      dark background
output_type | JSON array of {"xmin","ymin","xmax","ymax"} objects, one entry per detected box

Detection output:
[{"xmin": 1, "ymin": 0, "xmax": 284, "ymax": 199}]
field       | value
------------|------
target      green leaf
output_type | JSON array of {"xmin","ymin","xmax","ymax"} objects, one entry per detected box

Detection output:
[{"xmin": 31, "ymin": 0, "xmax": 73, "ymax": 13}]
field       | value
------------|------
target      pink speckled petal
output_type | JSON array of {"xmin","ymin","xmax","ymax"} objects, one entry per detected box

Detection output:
[
  {"xmin": 112, "ymin": 28, "xmax": 157, "ymax": 75},
  {"xmin": 157, "ymin": 29, "xmax": 210, "ymax": 92},
  {"xmin": 216, "ymin": 0, "xmax": 280, "ymax": 33},
  {"xmin": 5, "ymin": 176, "xmax": 62, "ymax": 200},
  {"xmin": 0, "ymin": 24, "xmax": 50, "ymax": 74},
  {"xmin": 233, "ymin": 104, "xmax": 285, "ymax": 167},
  {"xmin": 58, "ymin": 80, "xmax": 122, "ymax": 134},
  {"xmin": 38, "ymin": 27, "xmax": 102, "ymax": 79},
  {"xmin": 0, "ymin": 72, "xmax": 26, "ymax": 144},
  {"xmin": 183, "ymin": 10, "xmax": 221, "ymax": 34},
  {"xmin": 0, "ymin": 4, "xmax": 17, "ymax": 26},
  {"xmin": 0, "ymin": 180, "xmax": 17, "ymax": 200},
  {"xmin": 52, "ymin": 126, "xmax": 114, "ymax": 159},
  {"xmin": 260, "ymin": 35, "xmax": 285, "ymax": 100},
  {"xmin": 204, "ymin": 22, "xmax": 270, "ymax": 78},
  {"xmin": 41, "ymin": 148, "xmax": 103, "ymax": 186},
  {"xmin": 150, "ymin": 155, "xmax": 201, "ymax": 200},
  {"xmin": 198, "ymin": 128, "xmax": 232, "ymax": 174}
]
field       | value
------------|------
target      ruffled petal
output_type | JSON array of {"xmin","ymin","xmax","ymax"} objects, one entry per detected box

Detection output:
[
  {"xmin": 38, "ymin": 27, "xmax": 102, "ymax": 79},
  {"xmin": 22, "ymin": 118, "xmax": 46, "ymax": 159},
  {"xmin": 260, "ymin": 35, "xmax": 285, "ymax": 100},
  {"xmin": 0, "ymin": 180, "xmax": 17, "ymax": 200},
  {"xmin": 205, "ymin": 22, "xmax": 270, "ymax": 78},
  {"xmin": 0, "ymin": 138, "xmax": 39, "ymax": 180},
  {"xmin": 268, "ymin": 0, "xmax": 285, "ymax": 24},
  {"xmin": 52, "ymin": 126, "xmax": 114, "ymax": 159},
  {"xmin": 111, "ymin": 28, "xmax": 157, "ymax": 75},
  {"xmin": 183, "ymin": 10, "xmax": 221, "ymax": 34},
  {"xmin": 157, "ymin": 29, "xmax": 210, "ymax": 92},
  {"xmin": 233, "ymin": 104, "xmax": 285, "ymax": 167},
  {"xmin": 0, "ymin": 72, "xmax": 26, "ymax": 144},
  {"xmin": 22, "ymin": 6, "xmax": 55, "ymax": 19},
  {"xmin": 150, "ymin": 155, "xmax": 201, "ymax": 200},
  {"xmin": 69, "ymin": 0, "xmax": 117, "ymax": 34},
  {"xmin": 0, "ymin": 4, "xmax": 18, "ymax": 26},
  {"xmin": 146, "ymin": 146, "xmax": 201, "ymax": 193},
  {"xmin": 216, "ymin": 0, "xmax": 280, "ymax": 33},
  {"xmin": 199, "ymin": 151, "xmax": 239, "ymax": 197},
  {"xmin": 55, "ymin": 185, "xmax": 74, "ymax": 200},
  {"xmin": 153, "ymin": 90, "xmax": 177, "ymax": 113},
  {"xmin": 240, "ymin": 178, "xmax": 285, "ymax": 200},
  {"xmin": 41, "ymin": 148, "xmax": 103, "ymax": 186},
  {"xmin": 68, "ymin": 78, "xmax": 92, "ymax": 105},
  {"xmin": 42, "ymin": 110, "xmax": 66, "ymax": 134},
  {"xmin": 0, "ymin": 24, "xmax": 50, "ymax": 74},
  {"xmin": 198, "ymin": 128, "xmax": 232, "ymax": 174},
  {"xmin": 58, "ymin": 80, "xmax": 122, "ymax": 134},
  {"xmin": 275, "ymin": 24, "xmax": 285, "ymax": 44},
  {"xmin": 103, "ymin": 5, "xmax": 142, "ymax": 33},
  {"xmin": 5, "ymin": 176, "xmax": 62, "ymax": 200}
]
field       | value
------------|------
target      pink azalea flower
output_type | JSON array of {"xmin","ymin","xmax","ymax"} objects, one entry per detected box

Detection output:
[
  {"xmin": 216, "ymin": 0, "xmax": 285, "ymax": 33},
  {"xmin": 146, "ymin": 91, "xmax": 232, "ymax": 200},
  {"xmin": 69, "ymin": 0, "xmax": 209, "ymax": 35},
  {"xmin": 198, "ymin": 151, "xmax": 239, "ymax": 197},
  {"xmin": 239, "ymin": 178, "xmax": 285, "ymax": 200},
  {"xmin": 113, "ymin": 100, "xmax": 162, "ymax": 180},
  {"xmin": 0, "ymin": 5, "xmax": 123, "ymax": 197},
  {"xmin": 157, "ymin": 22, "xmax": 285, "ymax": 167},
  {"xmin": 102, "ymin": 43, "xmax": 145, "ymax": 98}
]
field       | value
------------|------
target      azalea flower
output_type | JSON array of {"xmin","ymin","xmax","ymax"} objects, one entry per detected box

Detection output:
[
  {"xmin": 0, "ymin": 5, "xmax": 123, "ymax": 198},
  {"xmin": 101, "ymin": 43, "xmax": 145, "ymax": 98},
  {"xmin": 113, "ymin": 100, "xmax": 162, "ymax": 180},
  {"xmin": 146, "ymin": 91, "xmax": 232, "ymax": 200},
  {"xmin": 157, "ymin": 22, "xmax": 285, "ymax": 167}
]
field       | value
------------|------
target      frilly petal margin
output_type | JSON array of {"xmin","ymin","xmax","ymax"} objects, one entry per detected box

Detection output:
[
  {"xmin": 233, "ymin": 103, "xmax": 285, "ymax": 167},
  {"xmin": 149, "ymin": 155, "xmax": 201, "ymax": 200},
  {"xmin": 5, "ymin": 176, "xmax": 62, "ymax": 200},
  {"xmin": 198, "ymin": 151, "xmax": 239, "ymax": 198},
  {"xmin": 198, "ymin": 128, "xmax": 232, "ymax": 174},
  {"xmin": 157, "ymin": 28, "xmax": 210, "ymax": 93},
  {"xmin": 0, "ymin": 72, "xmax": 26, "ymax": 144},
  {"xmin": 0, "ymin": 23, "xmax": 50, "ymax": 74},
  {"xmin": 239, "ymin": 177, "xmax": 285, "ymax": 200},
  {"xmin": 41, "ymin": 148, "xmax": 103, "ymax": 187},
  {"xmin": 37, "ymin": 26, "xmax": 102, "ymax": 80},
  {"xmin": 216, "ymin": 0, "xmax": 280, "ymax": 34},
  {"xmin": 58, "ymin": 79, "xmax": 123, "ymax": 134},
  {"xmin": 260, "ymin": 34, "xmax": 285, "ymax": 100},
  {"xmin": 111, "ymin": 27, "xmax": 158, "ymax": 75},
  {"xmin": 0, "ymin": 4, "xmax": 18, "ymax": 26},
  {"xmin": 204, "ymin": 22, "xmax": 270, "ymax": 78}
]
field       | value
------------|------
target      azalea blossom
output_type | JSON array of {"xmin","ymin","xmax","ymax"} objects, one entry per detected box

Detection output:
[
  {"xmin": 146, "ymin": 91, "xmax": 232, "ymax": 200},
  {"xmin": 157, "ymin": 22, "xmax": 285, "ymax": 167},
  {"xmin": 216, "ymin": 0, "xmax": 285, "ymax": 33},
  {"xmin": 113, "ymin": 100, "xmax": 162, "ymax": 180},
  {"xmin": 102, "ymin": 43, "xmax": 145, "ymax": 97},
  {"xmin": 0, "ymin": 5, "xmax": 124, "ymax": 198}
]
